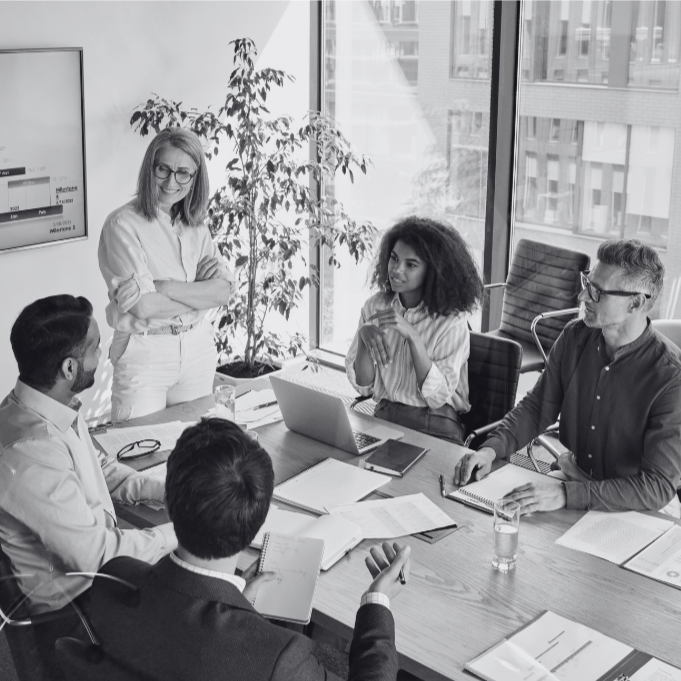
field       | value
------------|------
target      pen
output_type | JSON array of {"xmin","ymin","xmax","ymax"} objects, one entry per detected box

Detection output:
[
  {"xmin": 439, "ymin": 473, "xmax": 447, "ymax": 498},
  {"xmin": 252, "ymin": 401, "xmax": 278, "ymax": 411},
  {"xmin": 398, "ymin": 568, "xmax": 406, "ymax": 585}
]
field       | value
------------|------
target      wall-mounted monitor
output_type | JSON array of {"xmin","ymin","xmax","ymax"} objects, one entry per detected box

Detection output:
[{"xmin": 0, "ymin": 48, "xmax": 87, "ymax": 254}]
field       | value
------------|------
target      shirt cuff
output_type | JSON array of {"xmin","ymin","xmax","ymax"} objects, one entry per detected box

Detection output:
[
  {"xmin": 419, "ymin": 362, "xmax": 444, "ymax": 398},
  {"xmin": 360, "ymin": 591, "xmax": 391, "ymax": 610},
  {"xmin": 155, "ymin": 522, "xmax": 178, "ymax": 554},
  {"xmin": 563, "ymin": 480, "xmax": 588, "ymax": 510}
]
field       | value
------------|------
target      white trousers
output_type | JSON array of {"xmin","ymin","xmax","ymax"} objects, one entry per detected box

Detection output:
[{"xmin": 110, "ymin": 319, "xmax": 216, "ymax": 423}]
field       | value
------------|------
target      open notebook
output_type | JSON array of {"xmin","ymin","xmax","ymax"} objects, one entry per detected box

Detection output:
[
  {"xmin": 252, "ymin": 532, "xmax": 324, "ymax": 625},
  {"xmin": 251, "ymin": 507, "xmax": 362, "ymax": 571},
  {"xmin": 447, "ymin": 464, "xmax": 564, "ymax": 514}
]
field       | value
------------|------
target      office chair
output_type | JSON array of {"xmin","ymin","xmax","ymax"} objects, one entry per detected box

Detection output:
[
  {"xmin": 350, "ymin": 331, "xmax": 522, "ymax": 450},
  {"xmin": 652, "ymin": 318, "xmax": 681, "ymax": 349},
  {"xmin": 486, "ymin": 239, "xmax": 590, "ymax": 373},
  {"xmin": 0, "ymin": 544, "xmax": 100, "ymax": 681}
]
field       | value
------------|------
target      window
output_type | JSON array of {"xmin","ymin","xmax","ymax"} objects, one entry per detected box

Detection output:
[
  {"xmin": 451, "ymin": 0, "xmax": 493, "ymax": 79},
  {"xmin": 319, "ymin": 0, "xmax": 493, "ymax": 354},
  {"xmin": 514, "ymin": 0, "xmax": 680, "ymax": 320}
]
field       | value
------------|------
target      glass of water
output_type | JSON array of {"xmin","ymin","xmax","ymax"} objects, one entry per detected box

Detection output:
[
  {"xmin": 492, "ymin": 499, "xmax": 520, "ymax": 571},
  {"xmin": 213, "ymin": 384, "xmax": 236, "ymax": 421}
]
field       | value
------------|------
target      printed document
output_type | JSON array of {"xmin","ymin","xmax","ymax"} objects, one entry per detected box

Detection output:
[
  {"xmin": 466, "ymin": 611, "xmax": 632, "ymax": 681},
  {"xmin": 555, "ymin": 511, "xmax": 673, "ymax": 564},
  {"xmin": 328, "ymin": 493, "xmax": 456, "ymax": 539},
  {"xmin": 624, "ymin": 523, "xmax": 681, "ymax": 589},
  {"xmin": 93, "ymin": 421, "xmax": 194, "ymax": 459},
  {"xmin": 630, "ymin": 658, "xmax": 681, "ymax": 681}
]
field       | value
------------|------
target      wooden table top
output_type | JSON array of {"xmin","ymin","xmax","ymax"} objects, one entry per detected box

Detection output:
[{"xmin": 112, "ymin": 393, "xmax": 681, "ymax": 681}]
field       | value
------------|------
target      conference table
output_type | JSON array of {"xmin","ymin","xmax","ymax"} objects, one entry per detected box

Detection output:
[{"xmin": 112, "ymin": 390, "xmax": 681, "ymax": 681}]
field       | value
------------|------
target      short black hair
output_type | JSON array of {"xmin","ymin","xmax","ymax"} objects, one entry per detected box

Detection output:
[
  {"xmin": 371, "ymin": 216, "xmax": 484, "ymax": 316},
  {"xmin": 10, "ymin": 295, "xmax": 93, "ymax": 391},
  {"xmin": 165, "ymin": 419, "xmax": 274, "ymax": 559}
]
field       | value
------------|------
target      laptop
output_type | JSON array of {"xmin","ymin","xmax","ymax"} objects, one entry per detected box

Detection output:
[{"xmin": 269, "ymin": 376, "xmax": 403, "ymax": 456}]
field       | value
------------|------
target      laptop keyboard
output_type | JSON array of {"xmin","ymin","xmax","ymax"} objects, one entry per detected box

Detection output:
[{"xmin": 354, "ymin": 431, "xmax": 381, "ymax": 450}]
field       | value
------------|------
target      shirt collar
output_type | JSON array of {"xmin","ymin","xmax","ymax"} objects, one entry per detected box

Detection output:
[
  {"xmin": 169, "ymin": 552, "xmax": 246, "ymax": 592},
  {"xmin": 390, "ymin": 292, "xmax": 425, "ymax": 315},
  {"xmin": 14, "ymin": 379, "xmax": 79, "ymax": 434},
  {"xmin": 599, "ymin": 318, "xmax": 654, "ymax": 362}
]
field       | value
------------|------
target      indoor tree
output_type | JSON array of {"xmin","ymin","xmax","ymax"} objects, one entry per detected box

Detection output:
[{"xmin": 130, "ymin": 38, "xmax": 375, "ymax": 376}]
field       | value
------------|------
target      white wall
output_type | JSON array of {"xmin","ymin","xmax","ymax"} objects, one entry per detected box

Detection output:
[{"xmin": 0, "ymin": 0, "xmax": 310, "ymax": 417}]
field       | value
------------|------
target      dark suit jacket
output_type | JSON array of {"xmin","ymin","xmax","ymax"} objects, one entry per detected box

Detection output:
[{"xmin": 90, "ymin": 555, "xmax": 398, "ymax": 681}]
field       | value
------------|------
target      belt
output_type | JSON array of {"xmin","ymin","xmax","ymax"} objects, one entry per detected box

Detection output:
[{"xmin": 144, "ymin": 324, "xmax": 195, "ymax": 336}]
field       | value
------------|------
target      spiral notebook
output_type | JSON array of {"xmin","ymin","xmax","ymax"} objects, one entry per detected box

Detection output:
[
  {"xmin": 252, "ymin": 532, "xmax": 325, "ymax": 624},
  {"xmin": 447, "ymin": 464, "xmax": 563, "ymax": 514}
]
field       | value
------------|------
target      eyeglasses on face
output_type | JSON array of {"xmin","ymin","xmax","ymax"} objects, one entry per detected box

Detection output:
[
  {"xmin": 154, "ymin": 164, "xmax": 195, "ymax": 185},
  {"xmin": 580, "ymin": 271, "xmax": 651, "ymax": 304},
  {"xmin": 117, "ymin": 439, "xmax": 161, "ymax": 461}
]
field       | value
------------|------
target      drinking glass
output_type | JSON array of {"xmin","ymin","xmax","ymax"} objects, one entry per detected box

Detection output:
[
  {"xmin": 492, "ymin": 499, "xmax": 520, "ymax": 571},
  {"xmin": 213, "ymin": 384, "xmax": 236, "ymax": 421}
]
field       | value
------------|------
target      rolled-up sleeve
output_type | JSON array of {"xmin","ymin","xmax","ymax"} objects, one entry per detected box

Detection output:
[
  {"xmin": 0, "ymin": 439, "xmax": 175, "ymax": 574},
  {"xmin": 419, "ymin": 316, "xmax": 469, "ymax": 409},
  {"xmin": 102, "ymin": 458, "xmax": 166, "ymax": 506},
  {"xmin": 99, "ymin": 214, "xmax": 157, "ymax": 310}
]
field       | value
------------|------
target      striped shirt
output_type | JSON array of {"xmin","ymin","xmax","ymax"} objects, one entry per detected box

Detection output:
[{"xmin": 345, "ymin": 292, "xmax": 471, "ymax": 413}]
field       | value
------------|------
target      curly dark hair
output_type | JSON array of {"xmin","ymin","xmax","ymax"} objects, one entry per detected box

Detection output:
[{"xmin": 370, "ymin": 216, "xmax": 484, "ymax": 316}]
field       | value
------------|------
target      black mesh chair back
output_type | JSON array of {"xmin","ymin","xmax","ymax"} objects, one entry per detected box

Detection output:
[
  {"xmin": 461, "ymin": 331, "xmax": 522, "ymax": 447},
  {"xmin": 489, "ymin": 239, "xmax": 590, "ymax": 372},
  {"xmin": 0, "ymin": 543, "xmax": 47, "ymax": 681}
]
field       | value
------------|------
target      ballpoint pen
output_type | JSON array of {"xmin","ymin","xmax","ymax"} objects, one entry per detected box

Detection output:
[
  {"xmin": 398, "ymin": 568, "xmax": 406, "ymax": 585},
  {"xmin": 439, "ymin": 473, "xmax": 447, "ymax": 498},
  {"xmin": 252, "ymin": 401, "xmax": 278, "ymax": 411}
]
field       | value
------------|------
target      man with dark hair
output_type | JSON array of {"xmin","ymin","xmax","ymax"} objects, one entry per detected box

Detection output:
[
  {"xmin": 455, "ymin": 239, "xmax": 681, "ymax": 516},
  {"xmin": 0, "ymin": 295, "xmax": 177, "ymax": 677},
  {"xmin": 91, "ymin": 419, "xmax": 410, "ymax": 681}
]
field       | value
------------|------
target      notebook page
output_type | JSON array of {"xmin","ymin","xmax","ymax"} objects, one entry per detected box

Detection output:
[
  {"xmin": 250, "ymin": 507, "xmax": 317, "ymax": 548},
  {"xmin": 451, "ymin": 464, "xmax": 562, "ymax": 507},
  {"xmin": 273, "ymin": 458, "xmax": 390, "ymax": 513},
  {"xmin": 253, "ymin": 533, "xmax": 324, "ymax": 623}
]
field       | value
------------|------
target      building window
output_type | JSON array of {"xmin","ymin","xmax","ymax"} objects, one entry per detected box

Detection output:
[{"xmin": 450, "ymin": 0, "xmax": 493, "ymax": 79}]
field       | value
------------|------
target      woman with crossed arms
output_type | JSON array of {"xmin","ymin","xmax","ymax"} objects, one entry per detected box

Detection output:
[{"xmin": 99, "ymin": 128, "xmax": 232, "ymax": 423}]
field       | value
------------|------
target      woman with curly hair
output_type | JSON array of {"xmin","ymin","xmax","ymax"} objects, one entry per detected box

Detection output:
[{"xmin": 345, "ymin": 216, "xmax": 484, "ymax": 444}]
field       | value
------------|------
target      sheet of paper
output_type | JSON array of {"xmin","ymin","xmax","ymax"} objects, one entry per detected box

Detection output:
[
  {"xmin": 467, "ymin": 639, "xmax": 559, "ymax": 681},
  {"xmin": 236, "ymin": 388, "xmax": 276, "ymax": 411},
  {"xmin": 624, "ymin": 524, "xmax": 681, "ymax": 588},
  {"xmin": 273, "ymin": 458, "xmax": 390, "ymax": 514},
  {"xmin": 630, "ymin": 658, "xmax": 681, "ymax": 681},
  {"xmin": 92, "ymin": 421, "xmax": 194, "ymax": 459},
  {"xmin": 203, "ymin": 404, "xmax": 283, "ymax": 429},
  {"xmin": 328, "ymin": 493, "xmax": 456, "ymax": 539},
  {"xmin": 468, "ymin": 611, "xmax": 632, "ymax": 681},
  {"xmin": 555, "ymin": 511, "xmax": 673, "ymax": 564}
]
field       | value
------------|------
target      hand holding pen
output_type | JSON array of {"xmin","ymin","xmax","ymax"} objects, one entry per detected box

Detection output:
[{"xmin": 365, "ymin": 542, "xmax": 411, "ymax": 600}]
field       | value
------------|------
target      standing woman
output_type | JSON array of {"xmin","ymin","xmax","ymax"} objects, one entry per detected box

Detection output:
[
  {"xmin": 346, "ymin": 216, "xmax": 483, "ymax": 444},
  {"xmin": 99, "ymin": 128, "xmax": 233, "ymax": 423}
]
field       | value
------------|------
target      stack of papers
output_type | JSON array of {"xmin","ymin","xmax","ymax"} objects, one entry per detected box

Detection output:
[
  {"xmin": 93, "ymin": 421, "xmax": 195, "ymax": 460},
  {"xmin": 328, "ymin": 493, "xmax": 456, "ymax": 539},
  {"xmin": 205, "ymin": 388, "xmax": 282, "ymax": 429},
  {"xmin": 555, "ymin": 511, "xmax": 674, "ymax": 564}
]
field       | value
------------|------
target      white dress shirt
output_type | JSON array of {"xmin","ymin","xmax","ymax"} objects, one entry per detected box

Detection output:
[
  {"xmin": 98, "ymin": 200, "xmax": 233, "ymax": 334},
  {"xmin": 0, "ymin": 380, "xmax": 177, "ymax": 614}
]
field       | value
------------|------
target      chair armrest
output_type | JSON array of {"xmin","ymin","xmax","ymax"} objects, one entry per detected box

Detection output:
[
  {"xmin": 483, "ymin": 282, "xmax": 506, "ymax": 291},
  {"xmin": 463, "ymin": 419, "xmax": 504, "ymax": 448},
  {"xmin": 350, "ymin": 394, "xmax": 372, "ymax": 410},
  {"xmin": 530, "ymin": 307, "xmax": 581, "ymax": 364}
]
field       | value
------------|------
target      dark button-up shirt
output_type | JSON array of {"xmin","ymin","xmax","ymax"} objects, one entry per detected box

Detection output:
[{"xmin": 485, "ymin": 319, "xmax": 681, "ymax": 512}]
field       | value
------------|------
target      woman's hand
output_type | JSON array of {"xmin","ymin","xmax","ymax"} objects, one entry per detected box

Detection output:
[
  {"xmin": 368, "ymin": 308, "xmax": 414, "ymax": 341},
  {"xmin": 196, "ymin": 255, "xmax": 220, "ymax": 282},
  {"xmin": 358, "ymin": 323, "xmax": 392, "ymax": 369},
  {"xmin": 113, "ymin": 277, "xmax": 139, "ymax": 313}
]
